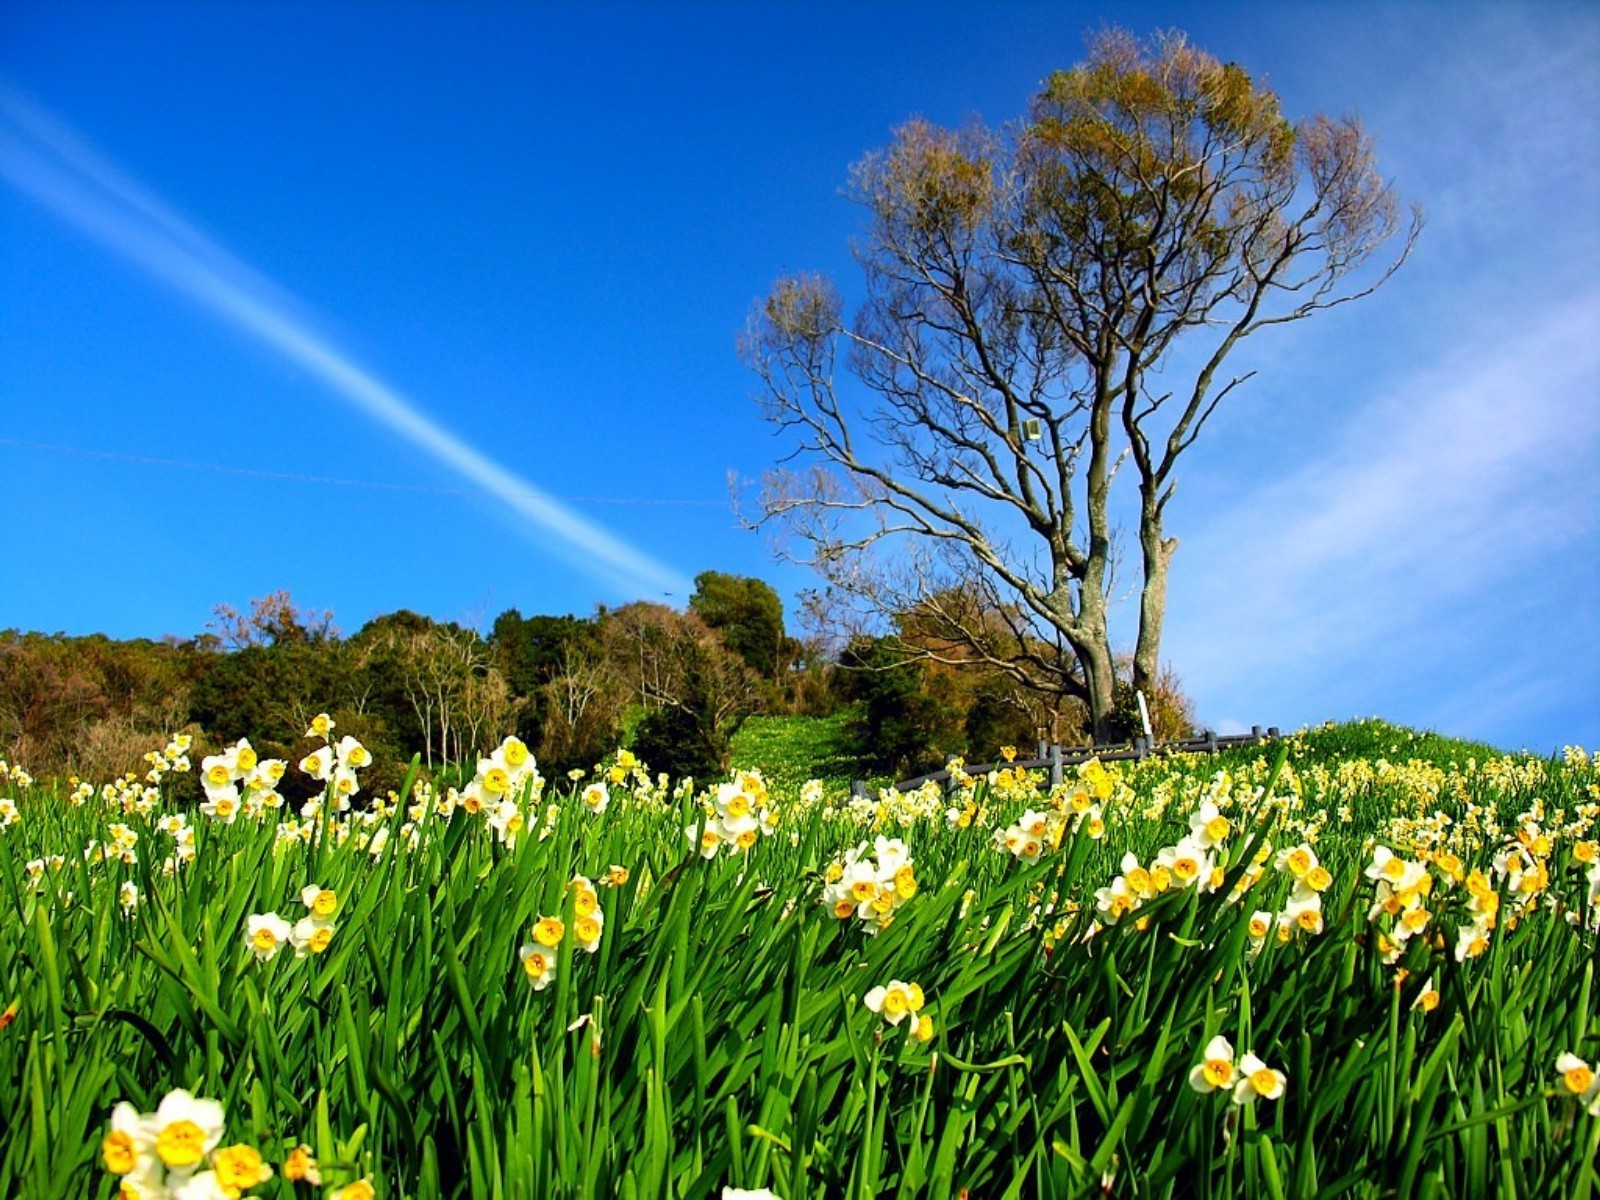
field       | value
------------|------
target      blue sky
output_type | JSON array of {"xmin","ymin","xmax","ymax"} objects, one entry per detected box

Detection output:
[{"xmin": 1, "ymin": 2, "xmax": 1595, "ymax": 753}]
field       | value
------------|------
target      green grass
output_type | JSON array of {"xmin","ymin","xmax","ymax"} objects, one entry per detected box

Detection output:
[{"xmin": 0, "ymin": 720, "xmax": 1595, "ymax": 1198}]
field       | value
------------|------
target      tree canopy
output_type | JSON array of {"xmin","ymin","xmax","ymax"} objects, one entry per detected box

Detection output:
[{"xmin": 744, "ymin": 26, "xmax": 1418, "ymax": 739}]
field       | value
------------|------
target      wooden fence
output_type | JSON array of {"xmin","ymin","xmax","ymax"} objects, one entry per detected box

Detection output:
[{"xmin": 851, "ymin": 726, "xmax": 1281, "ymax": 799}]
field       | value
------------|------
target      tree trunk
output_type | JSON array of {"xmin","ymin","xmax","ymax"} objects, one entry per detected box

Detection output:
[{"xmin": 1133, "ymin": 508, "xmax": 1179, "ymax": 704}]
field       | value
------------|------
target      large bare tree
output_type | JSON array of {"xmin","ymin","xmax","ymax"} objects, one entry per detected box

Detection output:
[{"xmin": 743, "ymin": 27, "xmax": 1418, "ymax": 740}]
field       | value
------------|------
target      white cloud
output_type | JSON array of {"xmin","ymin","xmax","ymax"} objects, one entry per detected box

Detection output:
[
  {"xmin": 0, "ymin": 83, "xmax": 692, "ymax": 601},
  {"xmin": 1165, "ymin": 291, "xmax": 1600, "ymax": 724}
]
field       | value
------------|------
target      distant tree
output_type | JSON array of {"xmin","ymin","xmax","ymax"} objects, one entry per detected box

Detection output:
[
  {"xmin": 836, "ymin": 635, "xmax": 967, "ymax": 775},
  {"xmin": 744, "ymin": 26, "xmax": 1418, "ymax": 740},
  {"xmin": 602, "ymin": 603, "xmax": 762, "ymax": 775},
  {"xmin": 489, "ymin": 609, "xmax": 598, "ymax": 748},
  {"xmin": 688, "ymin": 571, "xmax": 789, "ymax": 679},
  {"xmin": 207, "ymin": 590, "xmax": 338, "ymax": 649}
]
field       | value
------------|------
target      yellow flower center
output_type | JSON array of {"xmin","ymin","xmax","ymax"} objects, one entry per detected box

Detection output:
[
  {"xmin": 1173, "ymin": 857, "xmax": 1199, "ymax": 882},
  {"xmin": 1202, "ymin": 1059, "xmax": 1233, "ymax": 1087},
  {"xmin": 1205, "ymin": 815, "xmax": 1230, "ymax": 842},
  {"xmin": 252, "ymin": 928, "xmax": 278, "ymax": 952},
  {"xmin": 1248, "ymin": 917, "xmax": 1269, "ymax": 938},
  {"xmin": 573, "ymin": 889, "xmax": 598, "ymax": 917},
  {"xmin": 483, "ymin": 767, "xmax": 509, "ymax": 796},
  {"xmin": 1305, "ymin": 866, "xmax": 1333, "ymax": 892},
  {"xmin": 156, "ymin": 1119, "xmax": 207, "ymax": 1168},
  {"xmin": 1418, "ymin": 990, "xmax": 1440, "ymax": 1012},
  {"xmin": 534, "ymin": 918, "xmax": 565, "ymax": 947},
  {"xmin": 576, "ymin": 916, "xmax": 601, "ymax": 943},
  {"xmin": 311, "ymin": 891, "xmax": 337, "ymax": 917},
  {"xmin": 913, "ymin": 1014, "xmax": 935, "ymax": 1043},
  {"xmin": 236, "ymin": 747, "xmax": 258, "ymax": 773},
  {"xmin": 309, "ymin": 926, "xmax": 334, "ymax": 954},
  {"xmin": 283, "ymin": 1146, "xmax": 314, "ymax": 1181},
  {"xmin": 833, "ymin": 899, "xmax": 857, "ymax": 919},
  {"xmin": 103, "ymin": 1130, "xmax": 138, "ymax": 1174},
  {"xmin": 1249, "ymin": 1067, "xmax": 1279, "ymax": 1095},
  {"xmin": 1564, "ymin": 1065, "xmax": 1596, "ymax": 1095},
  {"xmin": 206, "ymin": 764, "xmax": 231, "ymax": 787},
  {"xmin": 504, "ymin": 740, "xmax": 528, "ymax": 767},
  {"xmin": 213, "ymin": 1144, "xmax": 267, "ymax": 1189},
  {"xmin": 1287, "ymin": 849, "xmax": 1311, "ymax": 875},
  {"xmin": 523, "ymin": 951, "xmax": 550, "ymax": 980},
  {"xmin": 883, "ymin": 989, "xmax": 908, "ymax": 1017}
]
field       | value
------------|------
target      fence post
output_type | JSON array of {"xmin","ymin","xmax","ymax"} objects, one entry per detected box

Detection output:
[
  {"xmin": 1206, "ymin": 729, "xmax": 1218, "ymax": 754},
  {"xmin": 1134, "ymin": 735, "xmax": 1148, "ymax": 760},
  {"xmin": 1050, "ymin": 743, "xmax": 1063, "ymax": 789},
  {"xmin": 851, "ymin": 780, "xmax": 866, "ymax": 800}
]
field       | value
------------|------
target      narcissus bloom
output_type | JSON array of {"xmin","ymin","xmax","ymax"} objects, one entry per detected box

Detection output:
[
  {"xmin": 211, "ymin": 1143, "xmax": 273, "ymax": 1192},
  {"xmin": 863, "ymin": 980, "xmax": 924, "ymax": 1026},
  {"xmin": 299, "ymin": 746, "xmax": 334, "ymax": 782},
  {"xmin": 1187, "ymin": 1035, "xmax": 1236, "ymax": 1093},
  {"xmin": 148, "ymin": 1089, "xmax": 226, "ymax": 1171},
  {"xmin": 102, "ymin": 1102, "xmax": 150, "ymax": 1175},
  {"xmin": 1232, "ymin": 1053, "xmax": 1287, "ymax": 1104},
  {"xmin": 519, "ymin": 944, "xmax": 556, "ymax": 991},
  {"xmin": 1556, "ymin": 1052, "xmax": 1600, "ymax": 1115},
  {"xmin": 245, "ymin": 912, "xmax": 293, "ymax": 961},
  {"xmin": 282, "ymin": 1144, "xmax": 321, "ymax": 1184},
  {"xmin": 301, "ymin": 886, "xmax": 338, "ymax": 919},
  {"xmin": 290, "ymin": 917, "xmax": 335, "ymax": 957}
]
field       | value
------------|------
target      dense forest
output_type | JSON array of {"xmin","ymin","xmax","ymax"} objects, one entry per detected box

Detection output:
[{"xmin": 0, "ymin": 572, "xmax": 1193, "ymax": 791}]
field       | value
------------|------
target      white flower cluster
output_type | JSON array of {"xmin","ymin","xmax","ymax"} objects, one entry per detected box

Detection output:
[
  {"xmin": 686, "ymin": 770, "xmax": 780, "ymax": 858},
  {"xmin": 821, "ymin": 836, "xmax": 917, "ymax": 935}
]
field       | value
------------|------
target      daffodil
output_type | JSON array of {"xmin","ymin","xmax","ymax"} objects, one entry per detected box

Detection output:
[
  {"xmin": 244, "ymin": 913, "xmax": 292, "ymax": 962},
  {"xmin": 282, "ymin": 1144, "xmax": 321, "ymax": 1185},
  {"xmin": 290, "ymin": 917, "xmax": 335, "ymax": 957},
  {"xmin": 1232, "ymin": 1053, "xmax": 1287, "ymax": 1104},
  {"xmin": 148, "ymin": 1089, "xmax": 226, "ymax": 1173},
  {"xmin": 1556, "ymin": 1052, "xmax": 1600, "ymax": 1115},
  {"xmin": 863, "ymin": 980, "xmax": 924, "ymax": 1027},
  {"xmin": 1187, "ymin": 1035, "xmax": 1236, "ymax": 1094},
  {"xmin": 519, "ymin": 943, "xmax": 556, "ymax": 991}
]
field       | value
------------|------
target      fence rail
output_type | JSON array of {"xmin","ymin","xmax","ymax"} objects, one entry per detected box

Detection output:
[{"xmin": 852, "ymin": 726, "xmax": 1281, "ymax": 799}]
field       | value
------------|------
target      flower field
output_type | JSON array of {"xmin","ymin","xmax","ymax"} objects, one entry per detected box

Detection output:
[{"xmin": 1, "ymin": 719, "xmax": 1597, "ymax": 1198}]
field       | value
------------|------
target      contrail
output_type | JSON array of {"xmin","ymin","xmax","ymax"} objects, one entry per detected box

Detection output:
[{"xmin": 0, "ymin": 83, "xmax": 693, "ymax": 601}]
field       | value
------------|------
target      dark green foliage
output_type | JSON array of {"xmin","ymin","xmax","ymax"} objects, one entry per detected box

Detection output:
[
  {"xmin": 630, "ymin": 704, "xmax": 723, "ymax": 783},
  {"xmin": 837, "ymin": 637, "xmax": 966, "ymax": 774},
  {"xmin": 689, "ymin": 571, "xmax": 790, "ymax": 679}
]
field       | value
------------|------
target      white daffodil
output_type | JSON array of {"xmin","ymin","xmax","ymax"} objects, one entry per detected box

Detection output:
[
  {"xmin": 147, "ymin": 1089, "xmax": 226, "ymax": 1174},
  {"xmin": 244, "ymin": 912, "xmax": 293, "ymax": 961},
  {"xmin": 1232, "ymin": 1053, "xmax": 1287, "ymax": 1104},
  {"xmin": 1188, "ymin": 1035, "xmax": 1236, "ymax": 1094}
]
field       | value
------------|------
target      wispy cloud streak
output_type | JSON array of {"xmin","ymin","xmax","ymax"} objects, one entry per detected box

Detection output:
[{"xmin": 0, "ymin": 84, "xmax": 691, "ymax": 600}]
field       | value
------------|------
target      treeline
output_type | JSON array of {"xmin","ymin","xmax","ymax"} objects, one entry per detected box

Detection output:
[{"xmin": 0, "ymin": 573, "xmax": 1193, "ymax": 790}]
